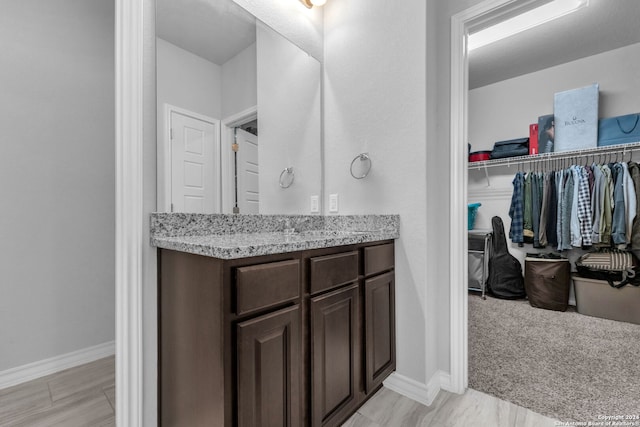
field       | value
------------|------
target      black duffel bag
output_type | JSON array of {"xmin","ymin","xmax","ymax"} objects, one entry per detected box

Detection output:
[{"xmin": 490, "ymin": 137, "xmax": 529, "ymax": 159}]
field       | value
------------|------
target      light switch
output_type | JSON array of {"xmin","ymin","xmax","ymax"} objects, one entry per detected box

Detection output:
[
  {"xmin": 310, "ymin": 195, "xmax": 319, "ymax": 213},
  {"xmin": 329, "ymin": 194, "xmax": 339, "ymax": 213}
]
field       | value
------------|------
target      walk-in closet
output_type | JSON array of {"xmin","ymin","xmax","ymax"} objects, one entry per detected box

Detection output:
[{"xmin": 466, "ymin": 0, "xmax": 640, "ymax": 423}]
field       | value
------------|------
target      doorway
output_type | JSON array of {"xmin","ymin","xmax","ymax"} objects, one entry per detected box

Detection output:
[
  {"xmin": 221, "ymin": 106, "xmax": 258, "ymax": 214},
  {"xmin": 452, "ymin": 0, "xmax": 640, "ymax": 421},
  {"xmin": 160, "ymin": 104, "xmax": 221, "ymax": 213},
  {"xmin": 234, "ymin": 127, "xmax": 259, "ymax": 214},
  {"xmin": 449, "ymin": 0, "xmax": 565, "ymax": 395}
]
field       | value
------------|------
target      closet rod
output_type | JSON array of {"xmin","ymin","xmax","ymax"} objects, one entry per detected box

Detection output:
[{"xmin": 469, "ymin": 141, "xmax": 640, "ymax": 170}]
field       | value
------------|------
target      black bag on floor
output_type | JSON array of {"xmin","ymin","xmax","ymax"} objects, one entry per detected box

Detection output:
[{"xmin": 487, "ymin": 216, "xmax": 526, "ymax": 299}]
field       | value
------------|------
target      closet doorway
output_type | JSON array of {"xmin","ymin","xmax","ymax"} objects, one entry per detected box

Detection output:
[{"xmin": 452, "ymin": 0, "xmax": 640, "ymax": 422}]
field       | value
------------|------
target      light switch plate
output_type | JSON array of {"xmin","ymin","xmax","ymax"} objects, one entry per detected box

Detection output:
[
  {"xmin": 310, "ymin": 195, "xmax": 319, "ymax": 213},
  {"xmin": 329, "ymin": 193, "xmax": 339, "ymax": 213}
]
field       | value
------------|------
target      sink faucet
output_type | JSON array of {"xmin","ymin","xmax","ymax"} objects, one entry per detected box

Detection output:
[
  {"xmin": 283, "ymin": 217, "xmax": 311, "ymax": 234},
  {"xmin": 283, "ymin": 218, "xmax": 295, "ymax": 235}
]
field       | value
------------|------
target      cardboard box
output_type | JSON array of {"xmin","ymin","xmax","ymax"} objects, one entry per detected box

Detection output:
[{"xmin": 572, "ymin": 275, "xmax": 640, "ymax": 324}]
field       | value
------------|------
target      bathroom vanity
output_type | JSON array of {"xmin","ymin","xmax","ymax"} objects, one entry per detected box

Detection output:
[{"xmin": 151, "ymin": 214, "xmax": 399, "ymax": 427}]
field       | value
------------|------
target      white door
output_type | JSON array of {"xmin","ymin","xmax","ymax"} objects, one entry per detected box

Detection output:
[
  {"xmin": 236, "ymin": 128, "xmax": 259, "ymax": 214},
  {"xmin": 171, "ymin": 111, "xmax": 220, "ymax": 213}
]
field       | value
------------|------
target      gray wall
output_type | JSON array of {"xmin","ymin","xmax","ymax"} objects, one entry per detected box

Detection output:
[
  {"xmin": 0, "ymin": 0, "xmax": 115, "ymax": 371},
  {"xmin": 324, "ymin": 0, "xmax": 431, "ymax": 383}
]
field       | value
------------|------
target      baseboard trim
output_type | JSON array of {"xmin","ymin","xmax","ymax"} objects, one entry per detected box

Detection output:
[
  {"xmin": 439, "ymin": 371, "xmax": 455, "ymax": 393},
  {"xmin": 383, "ymin": 370, "xmax": 447, "ymax": 407},
  {"xmin": 0, "ymin": 340, "xmax": 115, "ymax": 390}
]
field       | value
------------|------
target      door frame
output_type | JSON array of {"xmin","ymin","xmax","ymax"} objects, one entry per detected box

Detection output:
[
  {"xmin": 221, "ymin": 106, "xmax": 258, "ymax": 214},
  {"xmin": 449, "ymin": 0, "xmax": 544, "ymax": 394},
  {"xmin": 115, "ymin": 0, "xmax": 143, "ymax": 424},
  {"xmin": 159, "ymin": 104, "xmax": 221, "ymax": 213}
]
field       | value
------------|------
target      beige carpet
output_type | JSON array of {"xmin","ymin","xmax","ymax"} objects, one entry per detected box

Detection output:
[{"xmin": 468, "ymin": 293, "xmax": 640, "ymax": 423}]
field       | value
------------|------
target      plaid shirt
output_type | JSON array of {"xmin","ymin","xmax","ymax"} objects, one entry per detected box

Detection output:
[
  {"xmin": 577, "ymin": 166, "xmax": 593, "ymax": 247},
  {"xmin": 509, "ymin": 172, "xmax": 525, "ymax": 243}
]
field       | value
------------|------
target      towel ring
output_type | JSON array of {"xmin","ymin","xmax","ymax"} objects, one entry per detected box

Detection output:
[
  {"xmin": 350, "ymin": 153, "xmax": 372, "ymax": 179},
  {"xmin": 279, "ymin": 167, "xmax": 295, "ymax": 188}
]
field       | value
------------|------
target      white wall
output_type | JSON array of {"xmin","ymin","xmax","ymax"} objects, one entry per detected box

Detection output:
[
  {"xmin": 0, "ymin": 0, "xmax": 115, "ymax": 371},
  {"xmin": 221, "ymin": 43, "xmax": 257, "ymax": 119},
  {"xmin": 156, "ymin": 38, "xmax": 222, "ymax": 120},
  {"xmin": 257, "ymin": 23, "xmax": 322, "ymax": 214},
  {"xmin": 232, "ymin": 0, "xmax": 324, "ymax": 61},
  {"xmin": 324, "ymin": 0, "xmax": 432, "ymax": 388},
  {"xmin": 156, "ymin": 38, "xmax": 222, "ymax": 210}
]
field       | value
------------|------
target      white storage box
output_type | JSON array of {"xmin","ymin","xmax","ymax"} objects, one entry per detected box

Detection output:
[{"xmin": 572, "ymin": 275, "xmax": 640, "ymax": 324}]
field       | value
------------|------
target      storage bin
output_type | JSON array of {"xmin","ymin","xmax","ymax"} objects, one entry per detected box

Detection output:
[
  {"xmin": 468, "ymin": 230, "xmax": 492, "ymax": 299},
  {"xmin": 468, "ymin": 203, "xmax": 481, "ymax": 230},
  {"xmin": 525, "ymin": 257, "xmax": 571, "ymax": 311},
  {"xmin": 572, "ymin": 275, "xmax": 640, "ymax": 324}
]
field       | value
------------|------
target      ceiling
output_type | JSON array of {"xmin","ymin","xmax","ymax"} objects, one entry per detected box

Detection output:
[
  {"xmin": 156, "ymin": 0, "xmax": 256, "ymax": 65},
  {"xmin": 156, "ymin": 0, "xmax": 639, "ymax": 87},
  {"xmin": 469, "ymin": 0, "xmax": 640, "ymax": 89}
]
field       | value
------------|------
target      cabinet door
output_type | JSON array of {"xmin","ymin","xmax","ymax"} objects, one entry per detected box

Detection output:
[
  {"xmin": 364, "ymin": 272, "xmax": 396, "ymax": 393},
  {"xmin": 310, "ymin": 283, "xmax": 360, "ymax": 427},
  {"xmin": 237, "ymin": 305, "xmax": 301, "ymax": 427}
]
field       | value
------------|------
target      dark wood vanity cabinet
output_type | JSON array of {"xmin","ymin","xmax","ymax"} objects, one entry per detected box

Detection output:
[
  {"xmin": 236, "ymin": 304, "xmax": 301, "ymax": 427},
  {"xmin": 158, "ymin": 241, "xmax": 395, "ymax": 427}
]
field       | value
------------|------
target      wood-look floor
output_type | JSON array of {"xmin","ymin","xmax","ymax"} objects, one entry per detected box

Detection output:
[
  {"xmin": 0, "ymin": 356, "xmax": 114, "ymax": 427},
  {"xmin": 342, "ymin": 386, "xmax": 558, "ymax": 427},
  {"xmin": 0, "ymin": 356, "xmax": 555, "ymax": 427}
]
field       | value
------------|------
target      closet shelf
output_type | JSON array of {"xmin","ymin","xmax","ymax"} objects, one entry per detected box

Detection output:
[{"xmin": 468, "ymin": 141, "xmax": 640, "ymax": 170}]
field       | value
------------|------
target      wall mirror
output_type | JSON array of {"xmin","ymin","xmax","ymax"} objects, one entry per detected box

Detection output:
[{"xmin": 156, "ymin": 0, "xmax": 322, "ymax": 215}]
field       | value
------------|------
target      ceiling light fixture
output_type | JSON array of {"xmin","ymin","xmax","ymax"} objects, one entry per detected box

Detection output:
[
  {"xmin": 468, "ymin": 0, "xmax": 588, "ymax": 51},
  {"xmin": 300, "ymin": 0, "xmax": 326, "ymax": 9}
]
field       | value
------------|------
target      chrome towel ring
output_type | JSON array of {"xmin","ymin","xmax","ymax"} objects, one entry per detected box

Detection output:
[
  {"xmin": 279, "ymin": 167, "xmax": 295, "ymax": 188},
  {"xmin": 350, "ymin": 153, "xmax": 372, "ymax": 179}
]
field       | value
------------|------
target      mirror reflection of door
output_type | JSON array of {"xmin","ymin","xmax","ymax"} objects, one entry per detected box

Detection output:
[
  {"xmin": 170, "ymin": 109, "xmax": 221, "ymax": 213},
  {"xmin": 235, "ymin": 126, "xmax": 259, "ymax": 214}
]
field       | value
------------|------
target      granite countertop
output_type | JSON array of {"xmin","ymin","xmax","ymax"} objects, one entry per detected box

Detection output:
[{"xmin": 150, "ymin": 214, "xmax": 400, "ymax": 259}]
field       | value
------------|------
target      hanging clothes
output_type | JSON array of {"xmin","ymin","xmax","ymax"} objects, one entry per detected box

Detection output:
[
  {"xmin": 546, "ymin": 172, "xmax": 558, "ymax": 247},
  {"xmin": 556, "ymin": 169, "xmax": 565, "ymax": 250},
  {"xmin": 539, "ymin": 172, "xmax": 551, "ymax": 247},
  {"xmin": 591, "ymin": 164, "xmax": 604, "ymax": 244},
  {"xmin": 509, "ymin": 171, "xmax": 525, "ymax": 245},
  {"xmin": 611, "ymin": 163, "xmax": 626, "ymax": 245},
  {"xmin": 600, "ymin": 164, "xmax": 613, "ymax": 245},
  {"xmin": 559, "ymin": 170, "xmax": 574, "ymax": 251},
  {"xmin": 506, "ymin": 156, "xmax": 640, "ymax": 250},
  {"xmin": 621, "ymin": 162, "xmax": 636, "ymax": 244},
  {"xmin": 523, "ymin": 173, "xmax": 533, "ymax": 242},
  {"xmin": 628, "ymin": 161, "xmax": 640, "ymax": 250},
  {"xmin": 570, "ymin": 166, "xmax": 582, "ymax": 247},
  {"xmin": 575, "ymin": 166, "xmax": 593, "ymax": 247},
  {"xmin": 532, "ymin": 173, "xmax": 543, "ymax": 248}
]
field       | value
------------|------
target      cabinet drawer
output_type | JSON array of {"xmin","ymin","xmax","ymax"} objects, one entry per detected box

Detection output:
[
  {"xmin": 309, "ymin": 251, "xmax": 359, "ymax": 295},
  {"xmin": 236, "ymin": 259, "xmax": 300, "ymax": 315},
  {"xmin": 364, "ymin": 243, "xmax": 394, "ymax": 276}
]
